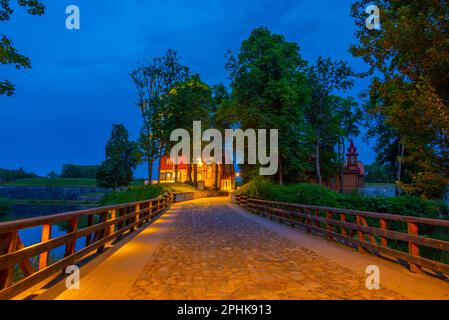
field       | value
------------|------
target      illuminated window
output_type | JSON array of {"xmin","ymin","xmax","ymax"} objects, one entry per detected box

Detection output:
[{"xmin": 206, "ymin": 167, "xmax": 212, "ymax": 179}]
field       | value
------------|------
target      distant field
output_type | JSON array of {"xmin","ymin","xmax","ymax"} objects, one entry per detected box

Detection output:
[{"xmin": 3, "ymin": 178, "xmax": 98, "ymax": 187}]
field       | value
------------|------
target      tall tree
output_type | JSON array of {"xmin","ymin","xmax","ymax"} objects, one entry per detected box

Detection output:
[
  {"xmin": 305, "ymin": 57, "xmax": 355, "ymax": 185},
  {"xmin": 329, "ymin": 96, "xmax": 361, "ymax": 191},
  {"xmin": 226, "ymin": 27, "xmax": 310, "ymax": 185},
  {"xmin": 96, "ymin": 124, "xmax": 138, "ymax": 190},
  {"xmin": 351, "ymin": 0, "xmax": 449, "ymax": 199},
  {"xmin": 1, "ymin": 0, "xmax": 45, "ymax": 96},
  {"xmin": 130, "ymin": 50, "xmax": 189, "ymax": 183},
  {"xmin": 165, "ymin": 74, "xmax": 212, "ymax": 185}
]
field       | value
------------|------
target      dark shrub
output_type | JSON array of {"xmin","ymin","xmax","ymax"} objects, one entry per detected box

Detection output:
[{"xmin": 0, "ymin": 197, "xmax": 11, "ymax": 217}]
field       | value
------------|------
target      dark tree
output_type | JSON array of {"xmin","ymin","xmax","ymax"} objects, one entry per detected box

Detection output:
[{"xmin": 97, "ymin": 124, "xmax": 139, "ymax": 190}]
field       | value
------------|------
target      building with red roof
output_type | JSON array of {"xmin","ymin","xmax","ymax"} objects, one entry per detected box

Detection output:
[
  {"xmin": 159, "ymin": 154, "xmax": 235, "ymax": 191},
  {"xmin": 326, "ymin": 140, "xmax": 365, "ymax": 191}
]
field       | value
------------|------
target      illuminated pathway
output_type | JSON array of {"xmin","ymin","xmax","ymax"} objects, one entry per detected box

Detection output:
[{"xmin": 49, "ymin": 197, "xmax": 449, "ymax": 300}]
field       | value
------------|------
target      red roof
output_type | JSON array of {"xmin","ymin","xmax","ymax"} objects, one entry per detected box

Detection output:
[{"xmin": 160, "ymin": 154, "xmax": 189, "ymax": 170}]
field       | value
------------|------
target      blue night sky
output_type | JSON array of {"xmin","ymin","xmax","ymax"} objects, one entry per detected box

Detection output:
[{"xmin": 0, "ymin": 0, "xmax": 375, "ymax": 178}]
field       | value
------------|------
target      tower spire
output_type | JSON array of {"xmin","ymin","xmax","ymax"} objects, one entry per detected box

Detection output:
[{"xmin": 347, "ymin": 139, "xmax": 358, "ymax": 167}]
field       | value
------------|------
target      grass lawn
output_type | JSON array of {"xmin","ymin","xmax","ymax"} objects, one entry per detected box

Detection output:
[
  {"xmin": 3, "ymin": 178, "xmax": 98, "ymax": 187},
  {"xmin": 100, "ymin": 182, "xmax": 197, "ymax": 205},
  {"xmin": 160, "ymin": 183, "xmax": 197, "ymax": 193}
]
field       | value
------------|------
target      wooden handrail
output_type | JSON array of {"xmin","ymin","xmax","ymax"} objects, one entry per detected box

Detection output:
[
  {"xmin": 0, "ymin": 198, "xmax": 163, "ymax": 234},
  {"xmin": 0, "ymin": 193, "xmax": 174, "ymax": 299},
  {"xmin": 236, "ymin": 195, "xmax": 449, "ymax": 276}
]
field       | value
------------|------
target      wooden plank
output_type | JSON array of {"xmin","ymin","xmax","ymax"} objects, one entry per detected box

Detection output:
[
  {"xmin": 39, "ymin": 224, "xmax": 52, "ymax": 271},
  {"xmin": 97, "ymin": 212, "xmax": 109, "ymax": 254},
  {"xmin": 359, "ymin": 216, "xmax": 378, "ymax": 245},
  {"xmin": 249, "ymin": 203, "xmax": 449, "ymax": 253},
  {"xmin": 245, "ymin": 198, "xmax": 449, "ymax": 227},
  {"xmin": 0, "ymin": 232, "xmax": 18, "ymax": 289},
  {"xmin": 0, "ymin": 197, "xmax": 162, "ymax": 235},
  {"xmin": 379, "ymin": 218, "xmax": 388, "ymax": 247},
  {"xmin": 340, "ymin": 213, "xmax": 347, "ymax": 236},
  {"xmin": 0, "ymin": 213, "xmax": 134, "ymax": 271},
  {"xmin": 407, "ymin": 222, "xmax": 422, "ymax": 273},
  {"xmin": 85, "ymin": 214, "xmax": 94, "ymax": 247},
  {"xmin": 245, "ymin": 204, "xmax": 449, "ymax": 276},
  {"xmin": 0, "ymin": 220, "xmax": 140, "ymax": 300},
  {"xmin": 64, "ymin": 218, "xmax": 78, "ymax": 258},
  {"xmin": 326, "ymin": 211, "xmax": 333, "ymax": 240},
  {"xmin": 109, "ymin": 209, "xmax": 117, "ymax": 235},
  {"xmin": 147, "ymin": 201, "xmax": 153, "ymax": 222},
  {"xmin": 16, "ymin": 237, "xmax": 34, "ymax": 277}
]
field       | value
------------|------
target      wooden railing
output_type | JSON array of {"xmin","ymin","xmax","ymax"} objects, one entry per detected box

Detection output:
[
  {"xmin": 236, "ymin": 195, "xmax": 449, "ymax": 277},
  {"xmin": 0, "ymin": 193, "xmax": 174, "ymax": 299}
]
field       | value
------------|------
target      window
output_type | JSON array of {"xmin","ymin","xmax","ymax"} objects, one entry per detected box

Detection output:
[
  {"xmin": 166, "ymin": 158, "xmax": 172, "ymax": 165},
  {"xmin": 206, "ymin": 166, "xmax": 212, "ymax": 179},
  {"xmin": 198, "ymin": 173, "xmax": 203, "ymax": 181}
]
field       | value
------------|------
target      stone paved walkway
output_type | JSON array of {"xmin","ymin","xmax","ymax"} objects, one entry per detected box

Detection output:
[{"xmin": 129, "ymin": 197, "xmax": 405, "ymax": 300}]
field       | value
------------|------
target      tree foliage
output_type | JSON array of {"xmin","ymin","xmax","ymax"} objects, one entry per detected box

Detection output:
[
  {"xmin": 0, "ymin": 167, "xmax": 37, "ymax": 183},
  {"xmin": 305, "ymin": 57, "xmax": 358, "ymax": 185},
  {"xmin": 130, "ymin": 50, "xmax": 190, "ymax": 182},
  {"xmin": 226, "ymin": 27, "xmax": 311, "ymax": 184},
  {"xmin": 97, "ymin": 124, "xmax": 139, "ymax": 190},
  {"xmin": 0, "ymin": 0, "xmax": 45, "ymax": 96},
  {"xmin": 224, "ymin": 27, "xmax": 361, "ymax": 186},
  {"xmin": 60, "ymin": 164, "xmax": 99, "ymax": 179},
  {"xmin": 351, "ymin": 0, "xmax": 449, "ymax": 199}
]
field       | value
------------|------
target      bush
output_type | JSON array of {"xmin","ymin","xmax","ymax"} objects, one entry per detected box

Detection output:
[
  {"xmin": 0, "ymin": 197, "xmax": 11, "ymax": 217},
  {"xmin": 100, "ymin": 185, "xmax": 166, "ymax": 206},
  {"xmin": 237, "ymin": 177, "xmax": 448, "ymax": 218},
  {"xmin": 61, "ymin": 164, "xmax": 99, "ymax": 179},
  {"xmin": 237, "ymin": 178, "xmax": 449, "ymax": 263},
  {"xmin": 0, "ymin": 167, "xmax": 38, "ymax": 184}
]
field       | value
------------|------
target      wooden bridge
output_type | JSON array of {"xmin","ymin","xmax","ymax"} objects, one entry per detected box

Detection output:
[{"xmin": 1, "ymin": 193, "xmax": 449, "ymax": 300}]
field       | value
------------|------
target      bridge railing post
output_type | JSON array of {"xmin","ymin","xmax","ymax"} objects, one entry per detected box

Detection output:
[
  {"xmin": 64, "ymin": 217, "xmax": 78, "ymax": 258},
  {"xmin": 85, "ymin": 214, "xmax": 94, "ymax": 247},
  {"xmin": 39, "ymin": 224, "xmax": 52, "ymax": 270},
  {"xmin": 0, "ymin": 232, "xmax": 18, "ymax": 289},
  {"xmin": 407, "ymin": 222, "xmax": 422, "ymax": 273},
  {"xmin": 326, "ymin": 211, "xmax": 333, "ymax": 241},
  {"xmin": 97, "ymin": 211, "xmax": 109, "ymax": 254},
  {"xmin": 356, "ymin": 215, "xmax": 366, "ymax": 253},
  {"xmin": 339, "ymin": 212, "xmax": 347, "ymax": 236},
  {"xmin": 379, "ymin": 218, "xmax": 388, "ymax": 247},
  {"xmin": 132, "ymin": 204, "xmax": 140, "ymax": 231}
]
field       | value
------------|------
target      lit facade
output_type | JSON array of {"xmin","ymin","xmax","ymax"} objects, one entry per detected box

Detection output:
[{"xmin": 159, "ymin": 155, "xmax": 235, "ymax": 191}]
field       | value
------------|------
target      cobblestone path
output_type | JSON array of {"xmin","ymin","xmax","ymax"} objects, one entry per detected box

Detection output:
[{"xmin": 129, "ymin": 197, "xmax": 405, "ymax": 300}]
